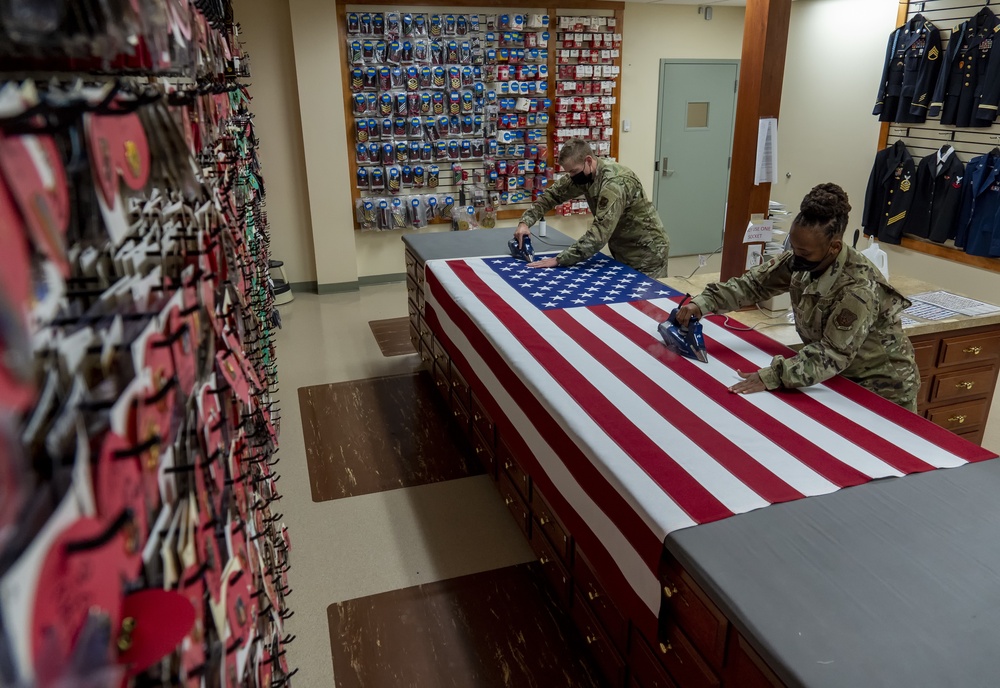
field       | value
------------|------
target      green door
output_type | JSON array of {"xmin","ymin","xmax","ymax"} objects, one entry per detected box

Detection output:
[{"xmin": 653, "ymin": 61, "xmax": 738, "ymax": 257}]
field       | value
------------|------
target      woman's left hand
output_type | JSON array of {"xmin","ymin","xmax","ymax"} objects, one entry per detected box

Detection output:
[
  {"xmin": 728, "ymin": 369, "xmax": 766, "ymax": 395},
  {"xmin": 528, "ymin": 257, "xmax": 559, "ymax": 269}
]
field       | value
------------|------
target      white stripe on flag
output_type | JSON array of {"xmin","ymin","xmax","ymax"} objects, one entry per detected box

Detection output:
[
  {"xmin": 576, "ymin": 305, "xmax": 842, "ymax": 497},
  {"xmin": 646, "ymin": 299, "xmax": 968, "ymax": 469},
  {"xmin": 621, "ymin": 302, "xmax": 911, "ymax": 479},
  {"xmin": 426, "ymin": 260, "xmax": 666, "ymax": 615},
  {"xmin": 464, "ymin": 261, "xmax": 775, "ymax": 515}
]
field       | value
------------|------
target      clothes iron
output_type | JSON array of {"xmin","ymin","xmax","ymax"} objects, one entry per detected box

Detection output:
[
  {"xmin": 508, "ymin": 235, "xmax": 535, "ymax": 262},
  {"xmin": 658, "ymin": 297, "xmax": 708, "ymax": 363}
]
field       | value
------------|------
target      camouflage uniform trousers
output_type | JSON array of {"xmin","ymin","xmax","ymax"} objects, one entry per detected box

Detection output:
[
  {"xmin": 519, "ymin": 158, "xmax": 670, "ymax": 278},
  {"xmin": 691, "ymin": 246, "xmax": 920, "ymax": 411}
]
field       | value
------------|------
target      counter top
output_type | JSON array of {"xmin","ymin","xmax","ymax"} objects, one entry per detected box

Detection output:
[{"xmin": 665, "ymin": 270, "xmax": 1000, "ymax": 349}]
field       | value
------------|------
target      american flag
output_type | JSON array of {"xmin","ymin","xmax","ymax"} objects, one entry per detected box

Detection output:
[{"xmin": 424, "ymin": 252, "xmax": 997, "ymax": 635}]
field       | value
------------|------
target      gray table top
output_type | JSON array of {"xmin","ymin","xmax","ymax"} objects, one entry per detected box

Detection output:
[
  {"xmin": 402, "ymin": 227, "xmax": 576, "ymax": 265},
  {"xmin": 668, "ymin": 458, "xmax": 1000, "ymax": 688}
]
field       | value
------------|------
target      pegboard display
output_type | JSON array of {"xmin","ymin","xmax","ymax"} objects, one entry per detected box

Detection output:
[
  {"xmin": 552, "ymin": 11, "xmax": 620, "ymax": 216},
  {"xmin": 0, "ymin": 2, "xmax": 295, "ymax": 687},
  {"xmin": 339, "ymin": 4, "xmax": 624, "ymax": 230}
]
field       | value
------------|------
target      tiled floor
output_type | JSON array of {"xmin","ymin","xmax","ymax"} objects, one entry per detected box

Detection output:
[{"xmin": 273, "ymin": 254, "xmax": 1000, "ymax": 687}]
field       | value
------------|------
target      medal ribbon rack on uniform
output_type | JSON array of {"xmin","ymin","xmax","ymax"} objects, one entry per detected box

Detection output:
[
  {"xmin": 874, "ymin": 0, "xmax": 1000, "ymax": 265},
  {"xmin": 0, "ymin": 2, "xmax": 295, "ymax": 687}
]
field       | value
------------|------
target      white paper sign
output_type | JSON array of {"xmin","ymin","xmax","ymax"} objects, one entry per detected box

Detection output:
[
  {"xmin": 754, "ymin": 117, "xmax": 778, "ymax": 185},
  {"xmin": 743, "ymin": 219, "xmax": 774, "ymax": 244}
]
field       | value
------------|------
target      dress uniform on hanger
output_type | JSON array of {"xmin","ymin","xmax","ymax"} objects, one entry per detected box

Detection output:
[
  {"xmin": 904, "ymin": 145, "xmax": 965, "ymax": 243},
  {"xmin": 956, "ymin": 148, "xmax": 1000, "ymax": 257},
  {"xmin": 929, "ymin": 7, "xmax": 1000, "ymax": 128},
  {"xmin": 873, "ymin": 14, "xmax": 942, "ymax": 123},
  {"xmin": 863, "ymin": 140, "xmax": 916, "ymax": 244}
]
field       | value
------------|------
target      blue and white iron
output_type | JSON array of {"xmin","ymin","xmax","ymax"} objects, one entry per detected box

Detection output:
[
  {"xmin": 508, "ymin": 235, "xmax": 535, "ymax": 263},
  {"xmin": 658, "ymin": 295, "xmax": 709, "ymax": 363}
]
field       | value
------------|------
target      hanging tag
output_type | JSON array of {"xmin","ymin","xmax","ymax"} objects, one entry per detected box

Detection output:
[
  {"xmin": 94, "ymin": 432, "xmax": 147, "ymax": 579},
  {"xmin": 0, "ymin": 133, "xmax": 70, "ymax": 275},
  {"xmin": 31, "ymin": 517, "xmax": 129, "ymax": 683},
  {"xmin": 118, "ymin": 588, "xmax": 196, "ymax": 676}
]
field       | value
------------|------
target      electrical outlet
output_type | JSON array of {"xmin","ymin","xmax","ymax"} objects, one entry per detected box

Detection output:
[
  {"xmin": 698, "ymin": 254, "xmax": 708, "ymax": 267},
  {"xmin": 622, "ymin": 118, "xmax": 630, "ymax": 132}
]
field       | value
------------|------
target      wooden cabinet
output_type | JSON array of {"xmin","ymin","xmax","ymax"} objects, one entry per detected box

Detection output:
[{"xmin": 911, "ymin": 324, "xmax": 1000, "ymax": 445}]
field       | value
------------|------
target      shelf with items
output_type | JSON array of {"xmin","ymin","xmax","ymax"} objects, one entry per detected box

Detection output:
[{"xmin": 342, "ymin": 7, "xmax": 557, "ymax": 231}]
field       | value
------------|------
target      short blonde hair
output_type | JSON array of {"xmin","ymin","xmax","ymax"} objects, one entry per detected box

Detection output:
[{"xmin": 558, "ymin": 138, "xmax": 594, "ymax": 168}]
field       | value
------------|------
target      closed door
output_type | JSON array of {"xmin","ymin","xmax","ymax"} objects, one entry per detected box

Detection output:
[{"xmin": 653, "ymin": 61, "xmax": 738, "ymax": 256}]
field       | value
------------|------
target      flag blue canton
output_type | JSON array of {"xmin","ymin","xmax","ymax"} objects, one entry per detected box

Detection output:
[{"xmin": 485, "ymin": 253, "xmax": 682, "ymax": 310}]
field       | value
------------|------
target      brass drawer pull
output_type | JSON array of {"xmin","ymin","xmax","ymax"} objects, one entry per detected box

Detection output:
[
  {"xmin": 474, "ymin": 446, "xmax": 482, "ymax": 455},
  {"xmin": 586, "ymin": 634, "xmax": 598, "ymax": 645},
  {"xmin": 948, "ymin": 415, "xmax": 967, "ymax": 424},
  {"xmin": 537, "ymin": 515, "xmax": 550, "ymax": 526},
  {"xmin": 539, "ymin": 554, "xmax": 550, "ymax": 565},
  {"xmin": 664, "ymin": 584, "xmax": 678, "ymax": 599},
  {"xmin": 587, "ymin": 590, "xmax": 600, "ymax": 601},
  {"xmin": 504, "ymin": 497, "xmax": 514, "ymax": 506},
  {"xmin": 659, "ymin": 641, "xmax": 673, "ymax": 654},
  {"xmin": 955, "ymin": 381, "xmax": 975, "ymax": 390},
  {"xmin": 963, "ymin": 346, "xmax": 983, "ymax": 355}
]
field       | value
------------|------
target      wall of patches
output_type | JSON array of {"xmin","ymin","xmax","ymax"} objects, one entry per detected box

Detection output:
[{"xmin": 0, "ymin": 2, "xmax": 294, "ymax": 687}]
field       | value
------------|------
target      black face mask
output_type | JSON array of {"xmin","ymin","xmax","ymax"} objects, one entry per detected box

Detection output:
[
  {"xmin": 790, "ymin": 254, "xmax": 824, "ymax": 273},
  {"xmin": 571, "ymin": 161, "xmax": 594, "ymax": 186}
]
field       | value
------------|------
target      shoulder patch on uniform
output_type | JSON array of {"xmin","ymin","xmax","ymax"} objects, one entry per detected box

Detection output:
[
  {"xmin": 599, "ymin": 196, "xmax": 610, "ymax": 211},
  {"xmin": 835, "ymin": 309, "xmax": 858, "ymax": 329}
]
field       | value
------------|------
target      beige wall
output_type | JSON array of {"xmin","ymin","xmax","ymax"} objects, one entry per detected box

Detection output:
[
  {"xmin": 619, "ymin": 4, "xmax": 745, "ymax": 193},
  {"xmin": 234, "ymin": 0, "xmax": 316, "ymax": 284}
]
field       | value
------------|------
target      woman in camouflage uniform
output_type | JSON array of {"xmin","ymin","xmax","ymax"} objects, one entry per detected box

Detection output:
[{"xmin": 676, "ymin": 183, "xmax": 920, "ymax": 411}]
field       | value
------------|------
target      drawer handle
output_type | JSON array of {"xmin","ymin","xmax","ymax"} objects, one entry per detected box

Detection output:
[
  {"xmin": 948, "ymin": 415, "xmax": 967, "ymax": 424},
  {"xmin": 537, "ymin": 515, "xmax": 550, "ymax": 526},
  {"xmin": 539, "ymin": 555, "xmax": 550, "ymax": 565},
  {"xmin": 955, "ymin": 381, "xmax": 975, "ymax": 390},
  {"xmin": 474, "ymin": 446, "xmax": 483, "ymax": 455},
  {"xmin": 453, "ymin": 410, "xmax": 460, "ymax": 417},
  {"xmin": 504, "ymin": 461, "xmax": 513, "ymax": 470},
  {"xmin": 663, "ymin": 584, "xmax": 678, "ymax": 599},
  {"xmin": 505, "ymin": 497, "xmax": 514, "ymax": 506},
  {"xmin": 587, "ymin": 590, "xmax": 600, "ymax": 601},
  {"xmin": 963, "ymin": 346, "xmax": 983, "ymax": 355},
  {"xmin": 473, "ymin": 413, "xmax": 481, "ymax": 421},
  {"xmin": 659, "ymin": 642, "xmax": 673, "ymax": 654},
  {"xmin": 586, "ymin": 634, "xmax": 598, "ymax": 645}
]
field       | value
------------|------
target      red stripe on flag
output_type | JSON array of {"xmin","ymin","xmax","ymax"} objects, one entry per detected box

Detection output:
[
  {"xmin": 547, "ymin": 308, "xmax": 805, "ymax": 505},
  {"xmin": 623, "ymin": 302, "xmax": 876, "ymax": 486},
  {"xmin": 424, "ymin": 269, "xmax": 660, "ymax": 638},
  {"xmin": 448, "ymin": 261, "xmax": 734, "ymax": 524},
  {"xmin": 634, "ymin": 301, "xmax": 942, "ymax": 475},
  {"xmin": 709, "ymin": 310, "xmax": 996, "ymax": 464}
]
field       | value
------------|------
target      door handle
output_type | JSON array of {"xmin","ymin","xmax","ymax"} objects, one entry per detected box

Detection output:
[{"xmin": 661, "ymin": 157, "xmax": 675, "ymax": 177}]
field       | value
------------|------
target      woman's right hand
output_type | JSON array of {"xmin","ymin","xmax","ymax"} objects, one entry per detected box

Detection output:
[{"xmin": 674, "ymin": 302, "xmax": 703, "ymax": 326}]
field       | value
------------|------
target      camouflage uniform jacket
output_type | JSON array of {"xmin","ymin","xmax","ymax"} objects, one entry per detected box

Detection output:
[
  {"xmin": 691, "ymin": 247, "xmax": 920, "ymax": 411},
  {"xmin": 519, "ymin": 158, "xmax": 670, "ymax": 277}
]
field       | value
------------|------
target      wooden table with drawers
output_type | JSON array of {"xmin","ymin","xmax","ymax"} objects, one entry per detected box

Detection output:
[{"xmin": 403, "ymin": 230, "xmax": 1000, "ymax": 688}]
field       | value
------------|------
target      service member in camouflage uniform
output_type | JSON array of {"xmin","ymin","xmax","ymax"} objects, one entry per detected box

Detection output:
[
  {"xmin": 514, "ymin": 138, "xmax": 670, "ymax": 278},
  {"xmin": 676, "ymin": 183, "xmax": 920, "ymax": 411}
]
